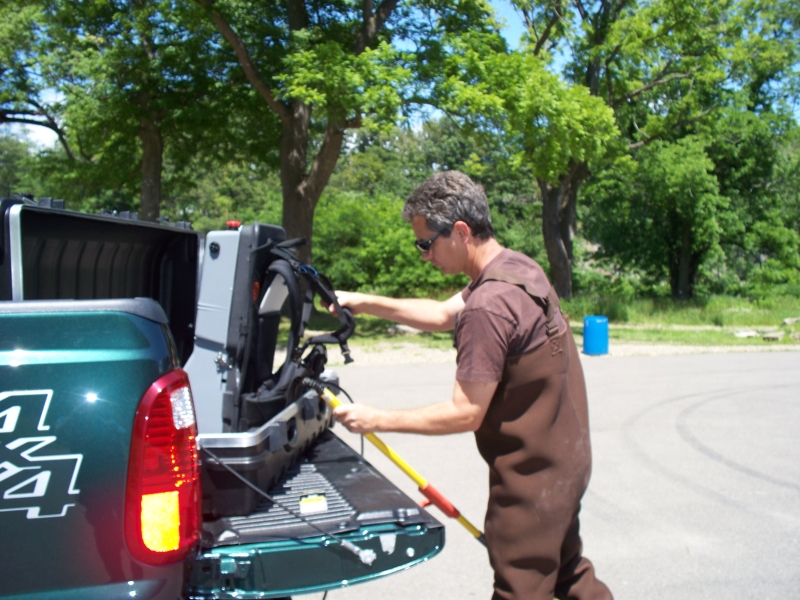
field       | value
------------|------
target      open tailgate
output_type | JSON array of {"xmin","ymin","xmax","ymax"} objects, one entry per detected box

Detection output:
[{"xmin": 189, "ymin": 430, "xmax": 444, "ymax": 598}]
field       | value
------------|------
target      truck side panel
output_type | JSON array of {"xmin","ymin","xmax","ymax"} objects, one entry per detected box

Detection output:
[{"xmin": 0, "ymin": 305, "xmax": 184, "ymax": 599}]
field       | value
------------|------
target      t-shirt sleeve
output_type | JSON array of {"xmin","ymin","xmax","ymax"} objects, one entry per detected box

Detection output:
[{"xmin": 455, "ymin": 307, "xmax": 515, "ymax": 382}]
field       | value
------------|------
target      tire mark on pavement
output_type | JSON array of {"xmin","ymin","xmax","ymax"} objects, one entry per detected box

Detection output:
[
  {"xmin": 622, "ymin": 388, "xmax": 757, "ymax": 510},
  {"xmin": 676, "ymin": 384, "xmax": 800, "ymax": 494}
]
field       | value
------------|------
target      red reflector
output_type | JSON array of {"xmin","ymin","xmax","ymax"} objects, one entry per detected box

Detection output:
[{"xmin": 125, "ymin": 369, "xmax": 200, "ymax": 565}]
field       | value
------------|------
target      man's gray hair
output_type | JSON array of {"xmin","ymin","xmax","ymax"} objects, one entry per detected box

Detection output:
[{"xmin": 402, "ymin": 171, "xmax": 495, "ymax": 239}]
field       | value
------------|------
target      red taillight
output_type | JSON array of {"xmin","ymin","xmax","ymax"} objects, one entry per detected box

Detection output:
[{"xmin": 125, "ymin": 369, "xmax": 200, "ymax": 565}]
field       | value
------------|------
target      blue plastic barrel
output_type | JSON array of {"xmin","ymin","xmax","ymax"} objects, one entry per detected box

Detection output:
[{"xmin": 583, "ymin": 315, "xmax": 609, "ymax": 355}]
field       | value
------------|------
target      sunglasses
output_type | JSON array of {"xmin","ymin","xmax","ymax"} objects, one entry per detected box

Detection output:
[{"xmin": 415, "ymin": 230, "xmax": 446, "ymax": 253}]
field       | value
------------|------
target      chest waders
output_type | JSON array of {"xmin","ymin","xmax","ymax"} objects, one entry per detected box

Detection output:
[{"xmin": 468, "ymin": 269, "xmax": 612, "ymax": 600}]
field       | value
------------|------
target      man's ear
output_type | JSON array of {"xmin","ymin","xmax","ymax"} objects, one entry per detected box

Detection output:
[{"xmin": 452, "ymin": 220, "xmax": 472, "ymax": 244}]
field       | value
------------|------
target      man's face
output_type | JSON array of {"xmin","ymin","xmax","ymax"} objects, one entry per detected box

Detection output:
[{"xmin": 411, "ymin": 215, "xmax": 462, "ymax": 275}]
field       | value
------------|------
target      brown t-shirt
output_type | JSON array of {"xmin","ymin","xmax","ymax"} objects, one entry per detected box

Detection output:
[{"xmin": 455, "ymin": 249, "xmax": 565, "ymax": 382}]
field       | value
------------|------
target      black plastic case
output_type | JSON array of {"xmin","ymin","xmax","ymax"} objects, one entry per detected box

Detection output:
[{"xmin": 199, "ymin": 373, "xmax": 338, "ymax": 518}]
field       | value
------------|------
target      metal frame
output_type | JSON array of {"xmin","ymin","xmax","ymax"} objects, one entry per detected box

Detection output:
[{"xmin": 8, "ymin": 204, "xmax": 24, "ymax": 301}]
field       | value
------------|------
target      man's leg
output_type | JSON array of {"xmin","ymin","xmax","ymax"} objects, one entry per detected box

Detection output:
[
  {"xmin": 489, "ymin": 556, "xmax": 559, "ymax": 600},
  {"xmin": 487, "ymin": 501, "xmax": 570, "ymax": 600},
  {"xmin": 554, "ymin": 513, "xmax": 613, "ymax": 600}
]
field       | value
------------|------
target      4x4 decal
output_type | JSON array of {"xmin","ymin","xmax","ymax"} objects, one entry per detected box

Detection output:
[{"xmin": 0, "ymin": 390, "xmax": 83, "ymax": 519}]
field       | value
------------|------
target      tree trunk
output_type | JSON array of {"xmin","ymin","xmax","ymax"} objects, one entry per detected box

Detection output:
[
  {"xmin": 537, "ymin": 162, "xmax": 588, "ymax": 300},
  {"xmin": 674, "ymin": 221, "xmax": 693, "ymax": 299},
  {"xmin": 279, "ymin": 101, "xmax": 345, "ymax": 265},
  {"xmin": 560, "ymin": 183, "xmax": 578, "ymax": 265},
  {"xmin": 279, "ymin": 102, "xmax": 311, "ymax": 262},
  {"xmin": 541, "ymin": 181, "xmax": 572, "ymax": 299},
  {"xmin": 139, "ymin": 116, "xmax": 163, "ymax": 222},
  {"xmin": 195, "ymin": 0, "xmax": 389, "ymax": 267}
]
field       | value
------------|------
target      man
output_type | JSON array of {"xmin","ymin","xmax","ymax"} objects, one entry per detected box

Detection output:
[{"xmin": 331, "ymin": 171, "xmax": 613, "ymax": 600}]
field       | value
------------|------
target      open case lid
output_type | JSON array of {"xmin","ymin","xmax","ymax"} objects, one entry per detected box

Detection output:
[{"xmin": 0, "ymin": 199, "xmax": 199, "ymax": 364}]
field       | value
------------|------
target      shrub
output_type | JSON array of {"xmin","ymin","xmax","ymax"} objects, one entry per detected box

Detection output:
[{"xmin": 313, "ymin": 191, "xmax": 468, "ymax": 297}]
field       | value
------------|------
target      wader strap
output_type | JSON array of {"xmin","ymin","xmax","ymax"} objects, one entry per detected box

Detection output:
[
  {"xmin": 477, "ymin": 269, "xmax": 562, "ymax": 340},
  {"xmin": 544, "ymin": 286, "xmax": 561, "ymax": 338}
]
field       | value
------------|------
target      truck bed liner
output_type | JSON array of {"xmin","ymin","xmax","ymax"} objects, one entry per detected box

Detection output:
[{"xmin": 202, "ymin": 430, "xmax": 438, "ymax": 547}]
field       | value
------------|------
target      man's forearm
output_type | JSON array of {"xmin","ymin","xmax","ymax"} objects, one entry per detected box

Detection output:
[
  {"xmin": 337, "ymin": 291, "xmax": 463, "ymax": 332},
  {"xmin": 333, "ymin": 380, "xmax": 498, "ymax": 436},
  {"xmin": 340, "ymin": 401, "xmax": 482, "ymax": 435},
  {"xmin": 360, "ymin": 296, "xmax": 455, "ymax": 332}
]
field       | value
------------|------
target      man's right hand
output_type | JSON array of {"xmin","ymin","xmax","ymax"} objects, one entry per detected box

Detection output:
[
  {"xmin": 328, "ymin": 291, "xmax": 371, "ymax": 316},
  {"xmin": 333, "ymin": 402, "xmax": 382, "ymax": 434}
]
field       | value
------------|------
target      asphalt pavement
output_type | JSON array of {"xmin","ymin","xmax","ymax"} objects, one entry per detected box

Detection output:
[{"xmin": 298, "ymin": 348, "xmax": 800, "ymax": 600}]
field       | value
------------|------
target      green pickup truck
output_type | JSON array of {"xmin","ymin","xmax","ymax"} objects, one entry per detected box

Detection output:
[{"xmin": 0, "ymin": 197, "xmax": 444, "ymax": 599}]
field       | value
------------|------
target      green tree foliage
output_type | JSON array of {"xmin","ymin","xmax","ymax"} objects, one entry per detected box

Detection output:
[
  {"xmin": 328, "ymin": 128, "xmax": 430, "ymax": 200},
  {"xmin": 55, "ymin": 0, "xmax": 247, "ymax": 219},
  {"xmin": 4, "ymin": 0, "xmax": 798, "ymax": 304},
  {"xmin": 585, "ymin": 109, "xmax": 800, "ymax": 300},
  {"xmin": 490, "ymin": 0, "xmax": 799, "ymax": 300},
  {"xmin": 703, "ymin": 111, "xmax": 794, "ymax": 292},
  {"xmin": 439, "ymin": 44, "xmax": 616, "ymax": 181},
  {"xmin": 0, "ymin": 135, "xmax": 37, "ymax": 197},
  {"xmin": 322, "ymin": 120, "xmax": 549, "ymax": 286},
  {"xmin": 433, "ymin": 0, "xmax": 798, "ymax": 299},
  {"xmin": 773, "ymin": 126, "xmax": 800, "ymax": 233},
  {"xmin": 261, "ymin": 117, "xmax": 546, "ymax": 296},
  {"xmin": 313, "ymin": 191, "xmax": 468, "ymax": 296},
  {"xmin": 162, "ymin": 160, "xmax": 283, "ymax": 231},
  {"xmin": 731, "ymin": 0, "xmax": 799, "ymax": 112},
  {"xmin": 0, "ymin": 1, "xmax": 72, "ymax": 151},
  {"xmin": 1, "ymin": 0, "xmax": 253, "ymax": 218},
  {"xmin": 585, "ymin": 137, "xmax": 728, "ymax": 299},
  {"xmin": 496, "ymin": 0, "xmax": 739, "ymax": 298},
  {"xmin": 435, "ymin": 33, "xmax": 618, "ymax": 296},
  {"xmin": 193, "ymin": 0, "xmax": 499, "ymax": 262},
  {"xmin": 744, "ymin": 212, "xmax": 800, "ymax": 294}
]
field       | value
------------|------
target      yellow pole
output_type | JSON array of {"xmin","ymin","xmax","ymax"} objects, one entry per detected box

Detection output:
[{"xmin": 319, "ymin": 387, "xmax": 486, "ymax": 547}]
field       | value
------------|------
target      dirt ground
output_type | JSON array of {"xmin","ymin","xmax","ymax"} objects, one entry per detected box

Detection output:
[{"xmin": 282, "ymin": 337, "xmax": 799, "ymax": 367}]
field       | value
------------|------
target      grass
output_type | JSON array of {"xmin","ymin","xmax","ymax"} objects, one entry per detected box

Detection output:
[
  {"xmin": 289, "ymin": 295, "xmax": 800, "ymax": 349},
  {"xmin": 563, "ymin": 295, "xmax": 800, "ymax": 347},
  {"xmin": 572, "ymin": 324, "xmax": 798, "ymax": 347},
  {"xmin": 561, "ymin": 295, "xmax": 800, "ymax": 327}
]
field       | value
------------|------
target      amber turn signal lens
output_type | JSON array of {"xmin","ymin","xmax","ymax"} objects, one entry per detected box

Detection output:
[{"xmin": 141, "ymin": 491, "xmax": 180, "ymax": 552}]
